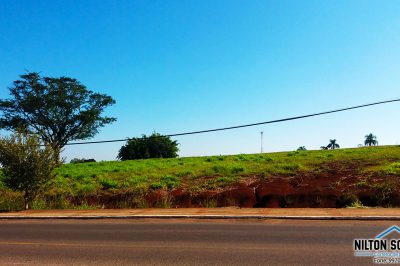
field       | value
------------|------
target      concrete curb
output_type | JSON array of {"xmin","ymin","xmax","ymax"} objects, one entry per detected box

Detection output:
[{"xmin": 1, "ymin": 215, "xmax": 400, "ymax": 220}]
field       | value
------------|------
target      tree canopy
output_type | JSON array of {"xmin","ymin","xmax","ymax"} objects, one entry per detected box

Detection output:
[
  {"xmin": 118, "ymin": 133, "xmax": 179, "ymax": 160},
  {"xmin": 0, "ymin": 72, "xmax": 116, "ymax": 155},
  {"xmin": 326, "ymin": 139, "xmax": 340, "ymax": 150},
  {"xmin": 364, "ymin": 133, "xmax": 378, "ymax": 146}
]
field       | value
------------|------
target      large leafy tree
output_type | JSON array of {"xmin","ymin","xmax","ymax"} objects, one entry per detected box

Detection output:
[
  {"xmin": 118, "ymin": 132, "xmax": 179, "ymax": 160},
  {"xmin": 0, "ymin": 72, "xmax": 116, "ymax": 157},
  {"xmin": 0, "ymin": 133, "xmax": 59, "ymax": 210},
  {"xmin": 326, "ymin": 139, "xmax": 340, "ymax": 150},
  {"xmin": 364, "ymin": 133, "xmax": 378, "ymax": 146}
]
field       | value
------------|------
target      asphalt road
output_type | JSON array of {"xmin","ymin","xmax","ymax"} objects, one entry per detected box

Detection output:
[{"xmin": 0, "ymin": 219, "xmax": 395, "ymax": 265}]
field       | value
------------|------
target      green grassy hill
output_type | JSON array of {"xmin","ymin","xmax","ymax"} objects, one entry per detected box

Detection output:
[{"xmin": 1, "ymin": 146, "xmax": 400, "ymax": 210}]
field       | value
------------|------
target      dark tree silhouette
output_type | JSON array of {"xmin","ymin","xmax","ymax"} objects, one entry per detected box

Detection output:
[
  {"xmin": 118, "ymin": 132, "xmax": 179, "ymax": 160},
  {"xmin": 326, "ymin": 139, "xmax": 340, "ymax": 150},
  {"xmin": 364, "ymin": 133, "xmax": 378, "ymax": 146},
  {"xmin": 297, "ymin": 146, "xmax": 307, "ymax": 151}
]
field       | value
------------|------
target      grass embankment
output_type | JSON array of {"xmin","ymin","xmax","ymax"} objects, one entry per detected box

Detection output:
[{"xmin": 1, "ymin": 146, "xmax": 400, "ymax": 210}]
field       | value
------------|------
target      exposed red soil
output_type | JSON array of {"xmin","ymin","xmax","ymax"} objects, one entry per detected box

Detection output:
[{"xmin": 66, "ymin": 161, "xmax": 400, "ymax": 208}]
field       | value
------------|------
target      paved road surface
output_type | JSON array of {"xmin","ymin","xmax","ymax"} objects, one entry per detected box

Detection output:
[{"xmin": 0, "ymin": 219, "xmax": 395, "ymax": 265}]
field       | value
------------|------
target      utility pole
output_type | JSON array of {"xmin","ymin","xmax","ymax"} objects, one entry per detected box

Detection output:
[{"xmin": 260, "ymin": 131, "xmax": 263, "ymax": 153}]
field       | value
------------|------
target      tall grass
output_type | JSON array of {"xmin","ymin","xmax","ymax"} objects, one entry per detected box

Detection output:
[
  {"xmin": 53, "ymin": 146, "xmax": 400, "ymax": 193},
  {"xmin": 1, "ymin": 145, "xmax": 400, "ymax": 210}
]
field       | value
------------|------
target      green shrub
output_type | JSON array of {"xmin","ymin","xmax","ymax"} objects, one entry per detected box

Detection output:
[
  {"xmin": 275, "ymin": 163, "xmax": 302, "ymax": 174},
  {"xmin": 337, "ymin": 193, "xmax": 358, "ymax": 207},
  {"xmin": 176, "ymin": 171, "xmax": 194, "ymax": 177},
  {"xmin": 231, "ymin": 166, "xmax": 245, "ymax": 174},
  {"xmin": 212, "ymin": 165, "xmax": 227, "ymax": 173},
  {"xmin": 118, "ymin": 132, "xmax": 179, "ymax": 160},
  {"xmin": 150, "ymin": 182, "xmax": 163, "ymax": 190},
  {"xmin": 264, "ymin": 157, "xmax": 273, "ymax": 162},
  {"xmin": 42, "ymin": 195, "xmax": 72, "ymax": 209},
  {"xmin": 75, "ymin": 183, "xmax": 98, "ymax": 195},
  {"xmin": 0, "ymin": 133, "xmax": 59, "ymax": 209},
  {"xmin": 74, "ymin": 202, "xmax": 98, "ymax": 210},
  {"xmin": 70, "ymin": 158, "xmax": 96, "ymax": 164},
  {"xmin": 237, "ymin": 155, "xmax": 247, "ymax": 161},
  {"xmin": 75, "ymin": 174, "xmax": 86, "ymax": 180},
  {"xmin": 0, "ymin": 170, "xmax": 4, "ymax": 188},
  {"xmin": 372, "ymin": 182, "xmax": 395, "ymax": 205},
  {"xmin": 99, "ymin": 178, "xmax": 118, "ymax": 190},
  {"xmin": 0, "ymin": 189, "xmax": 24, "ymax": 211},
  {"xmin": 384, "ymin": 162, "xmax": 400, "ymax": 175},
  {"xmin": 347, "ymin": 199, "xmax": 366, "ymax": 208},
  {"xmin": 282, "ymin": 163, "xmax": 301, "ymax": 171},
  {"xmin": 155, "ymin": 195, "xmax": 173, "ymax": 208},
  {"xmin": 126, "ymin": 176, "xmax": 148, "ymax": 186},
  {"xmin": 214, "ymin": 176, "xmax": 238, "ymax": 186},
  {"xmin": 160, "ymin": 175, "xmax": 180, "ymax": 189},
  {"xmin": 31, "ymin": 198, "xmax": 49, "ymax": 210}
]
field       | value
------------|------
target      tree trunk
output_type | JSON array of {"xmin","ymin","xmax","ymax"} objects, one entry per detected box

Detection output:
[
  {"xmin": 24, "ymin": 196, "xmax": 30, "ymax": 210},
  {"xmin": 50, "ymin": 145, "xmax": 62, "ymax": 166},
  {"xmin": 24, "ymin": 191, "xmax": 32, "ymax": 210}
]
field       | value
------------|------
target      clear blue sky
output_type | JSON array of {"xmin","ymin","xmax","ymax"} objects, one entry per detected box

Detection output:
[{"xmin": 0, "ymin": 0, "xmax": 399, "ymax": 161}]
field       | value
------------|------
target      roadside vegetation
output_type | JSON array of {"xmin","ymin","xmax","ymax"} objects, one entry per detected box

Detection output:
[
  {"xmin": 118, "ymin": 132, "xmax": 179, "ymax": 160},
  {"xmin": 0, "ymin": 133, "xmax": 59, "ymax": 210},
  {"xmin": 1, "ymin": 145, "xmax": 399, "ymax": 211}
]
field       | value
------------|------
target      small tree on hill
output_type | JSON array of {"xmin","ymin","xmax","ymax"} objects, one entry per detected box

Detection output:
[
  {"xmin": 297, "ymin": 146, "xmax": 307, "ymax": 151},
  {"xmin": 118, "ymin": 132, "xmax": 179, "ymax": 160},
  {"xmin": 364, "ymin": 133, "xmax": 378, "ymax": 146},
  {"xmin": 70, "ymin": 158, "xmax": 96, "ymax": 164},
  {"xmin": 326, "ymin": 139, "xmax": 340, "ymax": 150},
  {"xmin": 0, "ymin": 133, "xmax": 59, "ymax": 209}
]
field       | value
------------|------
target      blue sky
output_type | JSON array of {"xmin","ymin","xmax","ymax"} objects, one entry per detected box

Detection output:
[{"xmin": 0, "ymin": 0, "xmax": 399, "ymax": 161}]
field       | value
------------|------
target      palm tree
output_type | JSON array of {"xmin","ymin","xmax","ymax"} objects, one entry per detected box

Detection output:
[
  {"xmin": 364, "ymin": 133, "xmax": 378, "ymax": 146},
  {"xmin": 326, "ymin": 139, "xmax": 340, "ymax": 150}
]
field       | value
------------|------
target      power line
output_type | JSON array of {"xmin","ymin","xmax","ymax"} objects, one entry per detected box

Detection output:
[{"xmin": 65, "ymin": 98, "xmax": 400, "ymax": 146}]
